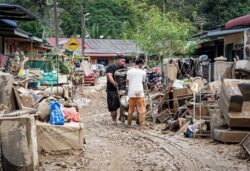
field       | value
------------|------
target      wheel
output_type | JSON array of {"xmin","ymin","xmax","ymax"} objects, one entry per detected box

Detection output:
[{"xmin": 91, "ymin": 78, "xmax": 98, "ymax": 86}]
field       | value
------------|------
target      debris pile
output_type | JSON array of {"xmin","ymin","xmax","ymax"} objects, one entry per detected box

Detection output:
[
  {"xmin": 211, "ymin": 79, "xmax": 250, "ymax": 143},
  {"xmin": 157, "ymin": 77, "xmax": 216, "ymax": 138},
  {"xmin": 0, "ymin": 71, "xmax": 84, "ymax": 170}
]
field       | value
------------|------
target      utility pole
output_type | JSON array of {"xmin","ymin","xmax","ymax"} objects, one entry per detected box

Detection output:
[
  {"xmin": 53, "ymin": 0, "xmax": 59, "ymax": 48},
  {"xmin": 81, "ymin": 7, "xmax": 90, "ymax": 56},
  {"xmin": 53, "ymin": 0, "xmax": 59, "ymax": 95},
  {"xmin": 163, "ymin": 0, "xmax": 166, "ymax": 17},
  {"xmin": 81, "ymin": 5, "xmax": 85, "ymax": 56}
]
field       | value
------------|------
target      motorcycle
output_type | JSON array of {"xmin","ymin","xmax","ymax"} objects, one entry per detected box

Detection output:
[{"xmin": 146, "ymin": 69, "xmax": 163, "ymax": 92}]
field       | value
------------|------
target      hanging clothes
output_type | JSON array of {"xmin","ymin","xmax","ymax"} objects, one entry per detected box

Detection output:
[
  {"xmin": 0, "ymin": 54, "xmax": 7, "ymax": 68},
  {"xmin": 165, "ymin": 60, "xmax": 178, "ymax": 82}
]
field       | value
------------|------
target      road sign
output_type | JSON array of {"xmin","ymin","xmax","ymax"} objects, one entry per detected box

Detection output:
[{"xmin": 67, "ymin": 38, "xmax": 80, "ymax": 51}]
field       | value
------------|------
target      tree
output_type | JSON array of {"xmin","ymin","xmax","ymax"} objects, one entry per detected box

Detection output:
[
  {"xmin": 57, "ymin": 0, "xmax": 84, "ymax": 37},
  {"xmin": 85, "ymin": 0, "xmax": 135, "ymax": 39},
  {"xmin": 57, "ymin": 0, "xmax": 136, "ymax": 38},
  {"xmin": 18, "ymin": 21, "xmax": 44, "ymax": 37},
  {"xmin": 198, "ymin": 0, "xmax": 250, "ymax": 30},
  {"xmin": 130, "ymin": 7, "xmax": 194, "ymax": 59}
]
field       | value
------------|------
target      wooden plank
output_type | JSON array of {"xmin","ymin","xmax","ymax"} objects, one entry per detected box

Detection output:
[
  {"xmin": 221, "ymin": 79, "xmax": 243, "ymax": 112},
  {"xmin": 238, "ymin": 83, "xmax": 250, "ymax": 101},
  {"xmin": 13, "ymin": 87, "xmax": 23, "ymax": 110},
  {"xmin": 213, "ymin": 128, "xmax": 250, "ymax": 143},
  {"xmin": 160, "ymin": 89, "xmax": 170, "ymax": 106},
  {"xmin": 219, "ymin": 80, "xmax": 250, "ymax": 128},
  {"xmin": 173, "ymin": 88, "xmax": 192, "ymax": 109},
  {"xmin": 241, "ymin": 134, "xmax": 250, "ymax": 156},
  {"xmin": 1, "ymin": 109, "xmax": 36, "ymax": 117}
]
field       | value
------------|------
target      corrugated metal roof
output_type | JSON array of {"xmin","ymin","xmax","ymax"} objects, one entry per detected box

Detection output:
[
  {"xmin": 207, "ymin": 28, "xmax": 249, "ymax": 37},
  {"xmin": 46, "ymin": 38, "xmax": 142, "ymax": 55},
  {"xmin": 193, "ymin": 28, "xmax": 249, "ymax": 40},
  {"xmin": 85, "ymin": 39, "xmax": 141, "ymax": 54}
]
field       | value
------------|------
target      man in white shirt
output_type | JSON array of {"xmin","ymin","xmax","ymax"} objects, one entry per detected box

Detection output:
[{"xmin": 126, "ymin": 58, "xmax": 146, "ymax": 127}]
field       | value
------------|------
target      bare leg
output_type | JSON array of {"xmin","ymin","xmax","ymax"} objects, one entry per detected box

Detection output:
[
  {"xmin": 127, "ymin": 111, "xmax": 133, "ymax": 125},
  {"xmin": 111, "ymin": 110, "xmax": 117, "ymax": 123},
  {"xmin": 138, "ymin": 112, "xmax": 146, "ymax": 128},
  {"xmin": 118, "ymin": 108, "xmax": 125, "ymax": 123}
]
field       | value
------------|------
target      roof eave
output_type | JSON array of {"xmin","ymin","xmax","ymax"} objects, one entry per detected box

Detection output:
[{"xmin": 0, "ymin": 4, "xmax": 39, "ymax": 21}]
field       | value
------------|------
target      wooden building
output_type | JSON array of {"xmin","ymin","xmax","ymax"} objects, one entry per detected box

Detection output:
[
  {"xmin": 0, "ymin": 4, "xmax": 50, "ymax": 60},
  {"xmin": 194, "ymin": 14, "xmax": 250, "ymax": 62},
  {"xmin": 46, "ymin": 38, "xmax": 142, "ymax": 66}
]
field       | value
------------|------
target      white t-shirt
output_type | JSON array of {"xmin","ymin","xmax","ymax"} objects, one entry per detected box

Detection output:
[{"xmin": 127, "ymin": 68, "xmax": 146, "ymax": 97}]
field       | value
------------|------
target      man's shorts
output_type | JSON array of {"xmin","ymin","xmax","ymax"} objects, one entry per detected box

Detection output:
[
  {"xmin": 107, "ymin": 91, "xmax": 120, "ymax": 112},
  {"xmin": 128, "ymin": 97, "xmax": 146, "ymax": 114}
]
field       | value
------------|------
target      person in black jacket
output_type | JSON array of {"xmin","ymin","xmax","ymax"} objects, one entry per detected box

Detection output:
[{"xmin": 106, "ymin": 55, "xmax": 126, "ymax": 125}]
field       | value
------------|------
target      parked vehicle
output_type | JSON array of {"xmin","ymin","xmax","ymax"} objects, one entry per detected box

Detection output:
[
  {"xmin": 74, "ymin": 57, "xmax": 98, "ymax": 86},
  {"xmin": 91, "ymin": 64, "xmax": 106, "ymax": 76}
]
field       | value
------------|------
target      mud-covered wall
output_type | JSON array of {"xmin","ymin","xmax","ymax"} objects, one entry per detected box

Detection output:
[
  {"xmin": 246, "ymin": 30, "xmax": 250, "ymax": 59},
  {"xmin": 0, "ymin": 72, "xmax": 16, "ymax": 112},
  {"xmin": 224, "ymin": 32, "xmax": 243, "ymax": 45}
]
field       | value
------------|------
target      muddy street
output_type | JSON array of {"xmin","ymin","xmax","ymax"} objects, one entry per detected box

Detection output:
[{"xmin": 39, "ymin": 82, "xmax": 250, "ymax": 171}]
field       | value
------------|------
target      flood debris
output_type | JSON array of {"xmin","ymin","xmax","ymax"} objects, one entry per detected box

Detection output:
[
  {"xmin": 211, "ymin": 79, "xmax": 250, "ymax": 143},
  {"xmin": 0, "ymin": 115, "xmax": 38, "ymax": 170},
  {"xmin": 0, "ymin": 49, "xmax": 250, "ymax": 170},
  {"xmin": 239, "ymin": 134, "xmax": 250, "ymax": 160},
  {"xmin": 157, "ymin": 77, "xmax": 213, "ymax": 138},
  {"xmin": 0, "ymin": 69, "xmax": 85, "ymax": 170}
]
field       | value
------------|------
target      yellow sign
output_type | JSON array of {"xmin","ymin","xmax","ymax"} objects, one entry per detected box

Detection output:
[{"xmin": 67, "ymin": 38, "xmax": 80, "ymax": 51}]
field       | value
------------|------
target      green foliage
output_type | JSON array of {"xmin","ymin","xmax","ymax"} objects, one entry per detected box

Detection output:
[
  {"xmin": 42, "ymin": 55, "xmax": 69, "ymax": 74},
  {"xmin": 18, "ymin": 21, "xmax": 44, "ymax": 37},
  {"xmin": 58, "ymin": 0, "xmax": 83, "ymax": 37},
  {"xmin": 198, "ymin": 0, "xmax": 250, "ymax": 30},
  {"xmin": 3, "ymin": 0, "xmax": 250, "ymax": 41},
  {"xmin": 85, "ymin": 0, "xmax": 135, "ymax": 39},
  {"xmin": 57, "ymin": 0, "xmax": 135, "ymax": 38},
  {"xmin": 129, "ymin": 7, "xmax": 194, "ymax": 58}
]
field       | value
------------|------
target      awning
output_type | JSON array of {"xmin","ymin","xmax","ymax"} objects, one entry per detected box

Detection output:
[
  {"xmin": 0, "ymin": 26, "xmax": 30, "ymax": 38},
  {"xmin": 207, "ymin": 28, "xmax": 249, "ymax": 37},
  {"xmin": 84, "ymin": 53, "xmax": 129, "ymax": 57},
  {"xmin": 34, "ymin": 44, "xmax": 52, "ymax": 50},
  {"xmin": 31, "ymin": 36, "xmax": 43, "ymax": 43},
  {"xmin": 14, "ymin": 28, "xmax": 30, "ymax": 38},
  {"xmin": 0, "ymin": 19, "xmax": 17, "ymax": 27},
  {"xmin": 0, "ymin": 4, "xmax": 38, "ymax": 21}
]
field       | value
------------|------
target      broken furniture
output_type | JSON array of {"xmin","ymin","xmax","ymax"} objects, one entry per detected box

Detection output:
[
  {"xmin": 240, "ymin": 134, "xmax": 250, "ymax": 159},
  {"xmin": 0, "ymin": 69, "xmax": 84, "ymax": 171},
  {"xmin": 212, "ymin": 79, "xmax": 250, "ymax": 143}
]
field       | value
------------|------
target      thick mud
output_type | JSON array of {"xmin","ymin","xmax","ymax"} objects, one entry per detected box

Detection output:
[{"xmin": 39, "ymin": 83, "xmax": 250, "ymax": 171}]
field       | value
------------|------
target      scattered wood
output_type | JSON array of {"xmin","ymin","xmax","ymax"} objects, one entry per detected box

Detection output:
[
  {"xmin": 13, "ymin": 86, "xmax": 24, "ymax": 110},
  {"xmin": 219, "ymin": 79, "xmax": 250, "ymax": 128},
  {"xmin": 239, "ymin": 134, "xmax": 250, "ymax": 159},
  {"xmin": 1, "ymin": 109, "xmax": 36, "ymax": 117}
]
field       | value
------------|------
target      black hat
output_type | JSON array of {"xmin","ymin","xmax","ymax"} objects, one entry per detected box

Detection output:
[
  {"xmin": 116, "ymin": 54, "xmax": 126, "ymax": 60},
  {"xmin": 135, "ymin": 58, "xmax": 144, "ymax": 65}
]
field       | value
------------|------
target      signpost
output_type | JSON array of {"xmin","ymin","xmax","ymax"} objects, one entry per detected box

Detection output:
[
  {"xmin": 67, "ymin": 38, "xmax": 80, "ymax": 51},
  {"xmin": 66, "ymin": 38, "xmax": 81, "ymax": 102}
]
